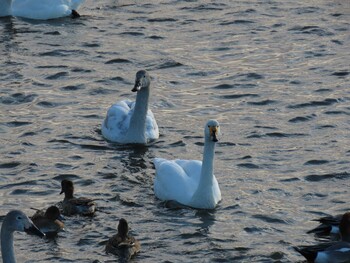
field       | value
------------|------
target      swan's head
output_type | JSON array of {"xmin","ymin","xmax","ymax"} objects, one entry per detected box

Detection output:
[
  {"xmin": 118, "ymin": 218, "xmax": 129, "ymax": 239},
  {"xmin": 340, "ymin": 212, "xmax": 350, "ymax": 241},
  {"xmin": 3, "ymin": 210, "xmax": 45, "ymax": 237},
  {"xmin": 132, "ymin": 70, "xmax": 151, "ymax": 92},
  {"xmin": 205, "ymin": 119, "xmax": 220, "ymax": 142},
  {"xmin": 60, "ymin": 179, "xmax": 74, "ymax": 197}
]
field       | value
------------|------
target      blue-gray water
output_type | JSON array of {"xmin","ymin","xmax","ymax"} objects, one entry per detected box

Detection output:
[{"xmin": 0, "ymin": 1, "xmax": 349, "ymax": 262}]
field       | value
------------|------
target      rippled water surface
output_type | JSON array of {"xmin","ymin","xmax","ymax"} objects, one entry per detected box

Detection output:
[{"xmin": 1, "ymin": 0, "xmax": 349, "ymax": 262}]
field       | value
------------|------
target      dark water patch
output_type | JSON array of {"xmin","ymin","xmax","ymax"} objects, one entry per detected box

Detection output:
[
  {"xmin": 39, "ymin": 50, "xmax": 69, "ymax": 57},
  {"xmin": 4, "ymin": 121, "xmax": 32, "ymax": 127},
  {"xmin": 247, "ymin": 100, "xmax": 277, "ymax": 106},
  {"xmin": 290, "ymin": 80, "xmax": 302, "ymax": 85},
  {"xmin": 288, "ymin": 26, "xmax": 334, "ymax": 36},
  {"xmin": 0, "ymin": 162, "xmax": 21, "ymax": 169},
  {"xmin": 252, "ymin": 214, "xmax": 286, "ymax": 224},
  {"xmin": 280, "ymin": 177, "xmax": 300, "ymax": 182},
  {"xmin": 20, "ymin": 132, "xmax": 36, "ymax": 137},
  {"xmin": 247, "ymin": 132, "xmax": 305, "ymax": 138},
  {"xmin": 60, "ymin": 84, "xmax": 85, "ymax": 91},
  {"xmin": 315, "ymin": 124, "xmax": 335, "ymax": 129},
  {"xmin": 180, "ymin": 5, "xmax": 224, "ymax": 12},
  {"xmin": 48, "ymin": 139, "xmax": 112, "ymax": 151},
  {"xmin": 331, "ymin": 71, "xmax": 349, "ymax": 77},
  {"xmin": 287, "ymin": 98, "xmax": 338, "ymax": 109},
  {"xmin": 82, "ymin": 43, "xmax": 100, "ymax": 48},
  {"xmin": 82, "ymin": 114, "xmax": 100, "ymax": 119},
  {"xmin": 238, "ymin": 73, "xmax": 264, "ymax": 80},
  {"xmin": 0, "ymin": 93, "xmax": 37, "ymax": 105},
  {"xmin": 288, "ymin": 115, "xmax": 315, "ymax": 123},
  {"xmin": 315, "ymin": 88, "xmax": 332, "ymax": 93},
  {"xmin": 304, "ymin": 160, "xmax": 329, "ymax": 165},
  {"xmin": 220, "ymin": 20, "xmax": 255, "ymax": 26},
  {"xmin": 36, "ymin": 65, "xmax": 68, "ymax": 69},
  {"xmin": 324, "ymin": 110, "xmax": 350, "ymax": 116},
  {"xmin": 71, "ymin": 68, "xmax": 93, "ymax": 73},
  {"xmin": 305, "ymin": 172, "xmax": 350, "ymax": 182},
  {"xmin": 36, "ymin": 101, "xmax": 64, "ymax": 108},
  {"xmin": 331, "ymin": 13, "xmax": 343, "ymax": 17},
  {"xmin": 44, "ymin": 31, "xmax": 60, "ymax": 35},
  {"xmin": 237, "ymin": 163, "xmax": 260, "ymax": 169},
  {"xmin": 153, "ymin": 60, "xmax": 184, "ymax": 70},
  {"xmin": 254, "ymin": 125, "xmax": 278, "ymax": 130},
  {"xmin": 219, "ymin": 94, "xmax": 259, "ymax": 99},
  {"xmin": 212, "ymin": 84, "xmax": 234, "ymax": 90},
  {"xmin": 331, "ymin": 39, "xmax": 343, "ymax": 45},
  {"xmin": 119, "ymin": 31, "xmax": 144, "ymax": 36},
  {"xmin": 55, "ymin": 163, "xmax": 74, "ymax": 169},
  {"xmin": 46, "ymin": 71, "xmax": 69, "ymax": 80},
  {"xmin": 148, "ymin": 35, "xmax": 164, "ymax": 40},
  {"xmin": 89, "ymin": 87, "xmax": 113, "ymax": 95},
  {"xmin": 105, "ymin": 58, "xmax": 132, "ymax": 64},
  {"xmin": 147, "ymin": 18, "xmax": 177, "ymax": 23},
  {"xmin": 218, "ymin": 83, "xmax": 257, "ymax": 89}
]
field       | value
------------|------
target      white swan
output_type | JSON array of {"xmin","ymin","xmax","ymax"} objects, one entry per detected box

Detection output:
[
  {"xmin": 102, "ymin": 70, "xmax": 159, "ymax": 145},
  {"xmin": 0, "ymin": 0, "xmax": 84, "ymax": 20},
  {"xmin": 1, "ymin": 210, "xmax": 45, "ymax": 263},
  {"xmin": 154, "ymin": 119, "xmax": 221, "ymax": 209}
]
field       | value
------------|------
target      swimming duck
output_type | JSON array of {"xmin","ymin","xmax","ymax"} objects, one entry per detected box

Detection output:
[
  {"xmin": 31, "ymin": 206, "xmax": 64, "ymax": 238},
  {"xmin": 101, "ymin": 70, "xmax": 159, "ymax": 144},
  {"xmin": 106, "ymin": 218, "xmax": 140, "ymax": 261},
  {"xmin": 295, "ymin": 212, "xmax": 350, "ymax": 262},
  {"xmin": 0, "ymin": 0, "xmax": 84, "ymax": 20},
  {"xmin": 154, "ymin": 119, "xmax": 221, "ymax": 209},
  {"xmin": 60, "ymin": 179, "xmax": 96, "ymax": 216},
  {"xmin": 307, "ymin": 214, "xmax": 342, "ymax": 235},
  {"xmin": 1, "ymin": 210, "xmax": 45, "ymax": 263}
]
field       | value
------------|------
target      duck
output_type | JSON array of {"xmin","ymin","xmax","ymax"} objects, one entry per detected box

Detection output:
[
  {"xmin": 307, "ymin": 214, "xmax": 341, "ymax": 235},
  {"xmin": 30, "ymin": 206, "xmax": 64, "ymax": 238},
  {"xmin": 60, "ymin": 179, "xmax": 96, "ymax": 216},
  {"xmin": 295, "ymin": 212, "xmax": 350, "ymax": 262},
  {"xmin": 101, "ymin": 70, "xmax": 159, "ymax": 145},
  {"xmin": 1, "ymin": 210, "xmax": 45, "ymax": 263},
  {"xmin": 0, "ymin": 0, "xmax": 83, "ymax": 20},
  {"xmin": 153, "ymin": 119, "xmax": 221, "ymax": 209},
  {"xmin": 106, "ymin": 218, "xmax": 140, "ymax": 261}
]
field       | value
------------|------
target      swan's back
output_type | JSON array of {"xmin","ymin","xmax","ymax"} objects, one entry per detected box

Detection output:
[
  {"xmin": 154, "ymin": 158, "xmax": 201, "ymax": 204},
  {"xmin": 12, "ymin": 0, "xmax": 84, "ymax": 20}
]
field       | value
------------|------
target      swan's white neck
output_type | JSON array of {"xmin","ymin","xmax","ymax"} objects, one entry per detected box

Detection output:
[
  {"xmin": 0, "ymin": 0, "xmax": 12, "ymax": 17},
  {"xmin": 1, "ymin": 226, "xmax": 16, "ymax": 263},
  {"xmin": 190, "ymin": 138, "xmax": 216, "ymax": 204},
  {"xmin": 127, "ymin": 86, "xmax": 150, "ymax": 144}
]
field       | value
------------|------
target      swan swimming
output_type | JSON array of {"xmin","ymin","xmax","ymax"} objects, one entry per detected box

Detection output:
[
  {"xmin": 1, "ymin": 210, "xmax": 45, "ymax": 263},
  {"xmin": 0, "ymin": 0, "xmax": 84, "ymax": 20},
  {"xmin": 154, "ymin": 119, "xmax": 221, "ymax": 209},
  {"xmin": 102, "ymin": 70, "xmax": 159, "ymax": 145}
]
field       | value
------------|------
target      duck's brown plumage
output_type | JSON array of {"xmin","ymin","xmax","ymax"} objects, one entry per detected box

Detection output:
[
  {"xmin": 60, "ymin": 179, "xmax": 96, "ymax": 216},
  {"xmin": 106, "ymin": 218, "xmax": 140, "ymax": 261},
  {"xmin": 31, "ymin": 206, "xmax": 64, "ymax": 237}
]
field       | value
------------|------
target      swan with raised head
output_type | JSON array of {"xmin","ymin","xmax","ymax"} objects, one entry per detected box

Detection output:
[
  {"xmin": 1, "ymin": 210, "xmax": 45, "ymax": 263},
  {"xmin": 154, "ymin": 119, "xmax": 221, "ymax": 209},
  {"xmin": 0, "ymin": 0, "xmax": 84, "ymax": 20},
  {"xmin": 102, "ymin": 70, "xmax": 159, "ymax": 144},
  {"xmin": 106, "ymin": 218, "xmax": 140, "ymax": 261}
]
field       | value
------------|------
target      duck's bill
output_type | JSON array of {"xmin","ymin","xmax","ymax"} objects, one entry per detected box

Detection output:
[
  {"xmin": 25, "ymin": 224, "xmax": 45, "ymax": 238},
  {"xmin": 132, "ymin": 81, "xmax": 141, "ymax": 92}
]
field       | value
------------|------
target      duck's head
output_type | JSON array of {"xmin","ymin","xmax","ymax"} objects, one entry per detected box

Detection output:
[
  {"xmin": 132, "ymin": 70, "xmax": 151, "ymax": 92},
  {"xmin": 45, "ymin": 206, "xmax": 64, "ymax": 221},
  {"xmin": 60, "ymin": 179, "xmax": 74, "ymax": 198},
  {"xmin": 340, "ymin": 212, "xmax": 350, "ymax": 242},
  {"xmin": 118, "ymin": 218, "xmax": 129, "ymax": 239},
  {"xmin": 3, "ymin": 210, "xmax": 45, "ymax": 238},
  {"xmin": 205, "ymin": 119, "xmax": 220, "ymax": 142}
]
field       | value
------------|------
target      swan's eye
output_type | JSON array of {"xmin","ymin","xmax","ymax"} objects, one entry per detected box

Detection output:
[{"xmin": 17, "ymin": 216, "xmax": 22, "ymax": 220}]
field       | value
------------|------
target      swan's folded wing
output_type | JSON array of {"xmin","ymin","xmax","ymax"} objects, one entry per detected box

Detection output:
[
  {"xmin": 145, "ymin": 110, "xmax": 159, "ymax": 140},
  {"xmin": 153, "ymin": 158, "xmax": 194, "ymax": 203}
]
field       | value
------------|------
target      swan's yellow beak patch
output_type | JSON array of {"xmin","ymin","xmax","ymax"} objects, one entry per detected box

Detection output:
[{"xmin": 209, "ymin": 126, "xmax": 219, "ymax": 142}]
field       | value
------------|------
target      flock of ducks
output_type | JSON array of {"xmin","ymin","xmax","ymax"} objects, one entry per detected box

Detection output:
[{"xmin": 0, "ymin": 3, "xmax": 349, "ymax": 263}]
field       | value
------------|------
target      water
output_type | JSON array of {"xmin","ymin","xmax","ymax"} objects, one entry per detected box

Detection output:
[{"xmin": 0, "ymin": 0, "xmax": 349, "ymax": 262}]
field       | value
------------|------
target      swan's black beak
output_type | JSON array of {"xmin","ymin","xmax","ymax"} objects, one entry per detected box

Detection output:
[
  {"xmin": 60, "ymin": 189, "xmax": 63, "ymax": 195},
  {"xmin": 25, "ymin": 223, "xmax": 45, "ymax": 238},
  {"xmin": 132, "ymin": 80, "xmax": 142, "ymax": 92},
  {"xmin": 210, "ymin": 126, "xmax": 219, "ymax": 142}
]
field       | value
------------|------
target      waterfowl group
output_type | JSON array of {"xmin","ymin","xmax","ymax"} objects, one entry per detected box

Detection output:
[
  {"xmin": 295, "ymin": 212, "xmax": 350, "ymax": 263},
  {"xmin": 0, "ymin": 0, "xmax": 84, "ymax": 20}
]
